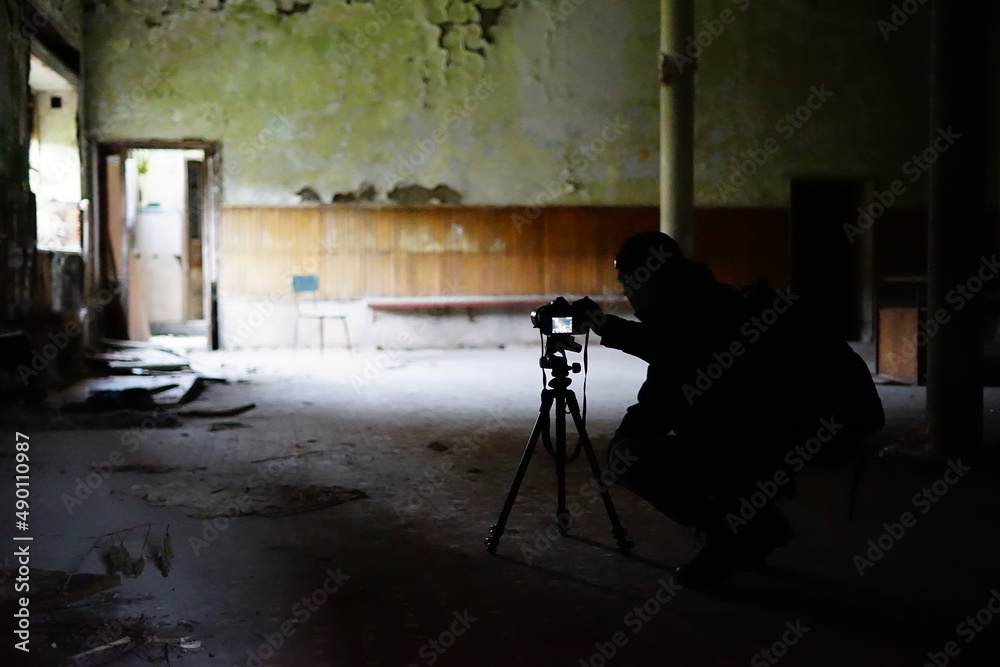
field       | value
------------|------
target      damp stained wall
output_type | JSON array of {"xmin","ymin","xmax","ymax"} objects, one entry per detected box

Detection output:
[
  {"xmin": 693, "ymin": 0, "xmax": 931, "ymax": 208},
  {"xmin": 84, "ymin": 0, "xmax": 940, "ymax": 210},
  {"xmin": 84, "ymin": 0, "xmax": 662, "ymax": 207}
]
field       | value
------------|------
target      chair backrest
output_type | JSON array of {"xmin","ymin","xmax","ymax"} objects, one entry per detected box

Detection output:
[{"xmin": 292, "ymin": 274, "xmax": 319, "ymax": 294}]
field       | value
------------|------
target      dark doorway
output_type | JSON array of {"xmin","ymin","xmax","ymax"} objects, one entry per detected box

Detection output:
[{"xmin": 790, "ymin": 178, "xmax": 871, "ymax": 341}]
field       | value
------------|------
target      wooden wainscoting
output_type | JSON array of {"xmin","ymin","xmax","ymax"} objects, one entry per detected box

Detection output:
[
  {"xmin": 693, "ymin": 208, "xmax": 790, "ymax": 288},
  {"xmin": 218, "ymin": 206, "xmax": 659, "ymax": 299}
]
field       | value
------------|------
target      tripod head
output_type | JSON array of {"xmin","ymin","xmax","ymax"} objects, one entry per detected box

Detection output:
[{"xmin": 540, "ymin": 333, "xmax": 582, "ymax": 379}]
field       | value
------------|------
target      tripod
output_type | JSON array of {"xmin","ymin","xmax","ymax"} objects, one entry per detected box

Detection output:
[{"xmin": 485, "ymin": 334, "xmax": 633, "ymax": 555}]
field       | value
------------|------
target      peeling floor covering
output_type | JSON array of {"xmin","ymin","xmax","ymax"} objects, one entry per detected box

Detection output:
[{"xmin": 3, "ymin": 344, "xmax": 1000, "ymax": 666}]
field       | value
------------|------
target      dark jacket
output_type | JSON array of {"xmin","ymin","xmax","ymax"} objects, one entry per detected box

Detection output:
[{"xmin": 600, "ymin": 263, "xmax": 884, "ymax": 467}]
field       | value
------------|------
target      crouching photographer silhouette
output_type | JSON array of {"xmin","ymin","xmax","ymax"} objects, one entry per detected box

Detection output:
[{"xmin": 581, "ymin": 231, "xmax": 885, "ymax": 586}]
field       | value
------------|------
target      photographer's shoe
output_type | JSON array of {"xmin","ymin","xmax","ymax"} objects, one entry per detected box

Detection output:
[{"xmin": 675, "ymin": 506, "xmax": 793, "ymax": 588}]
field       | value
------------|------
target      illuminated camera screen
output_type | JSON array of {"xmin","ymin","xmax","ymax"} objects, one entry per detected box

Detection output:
[{"xmin": 551, "ymin": 316, "xmax": 574, "ymax": 335}]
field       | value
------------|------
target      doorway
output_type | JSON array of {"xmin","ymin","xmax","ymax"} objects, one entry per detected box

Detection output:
[
  {"xmin": 789, "ymin": 178, "xmax": 873, "ymax": 341},
  {"xmin": 96, "ymin": 141, "xmax": 220, "ymax": 350}
]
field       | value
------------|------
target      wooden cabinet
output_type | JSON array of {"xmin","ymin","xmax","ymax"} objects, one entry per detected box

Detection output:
[{"xmin": 875, "ymin": 277, "xmax": 926, "ymax": 385}]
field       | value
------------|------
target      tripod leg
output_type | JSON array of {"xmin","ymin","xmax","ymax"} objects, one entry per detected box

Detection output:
[
  {"xmin": 485, "ymin": 392, "xmax": 553, "ymax": 553},
  {"xmin": 565, "ymin": 391, "xmax": 634, "ymax": 555},
  {"xmin": 555, "ymin": 393, "xmax": 569, "ymax": 534}
]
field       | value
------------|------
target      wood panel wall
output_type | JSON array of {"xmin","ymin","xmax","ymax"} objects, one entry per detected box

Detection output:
[
  {"xmin": 693, "ymin": 208, "xmax": 790, "ymax": 288},
  {"xmin": 218, "ymin": 206, "xmax": 660, "ymax": 300}
]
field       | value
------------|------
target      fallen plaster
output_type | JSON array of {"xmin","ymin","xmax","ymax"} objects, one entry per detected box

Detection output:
[
  {"xmin": 331, "ymin": 181, "xmax": 378, "ymax": 203},
  {"xmin": 295, "ymin": 186, "xmax": 323, "ymax": 204},
  {"xmin": 434, "ymin": 1, "xmax": 516, "ymax": 66},
  {"xmin": 388, "ymin": 183, "xmax": 462, "ymax": 204}
]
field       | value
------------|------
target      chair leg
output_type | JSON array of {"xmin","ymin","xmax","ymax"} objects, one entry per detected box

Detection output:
[
  {"xmin": 319, "ymin": 318, "xmax": 325, "ymax": 357},
  {"xmin": 342, "ymin": 317, "xmax": 351, "ymax": 350},
  {"xmin": 293, "ymin": 317, "xmax": 299, "ymax": 350}
]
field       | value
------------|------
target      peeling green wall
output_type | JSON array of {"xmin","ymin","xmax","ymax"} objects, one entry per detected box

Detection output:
[
  {"xmin": 84, "ymin": 0, "xmax": 936, "ymax": 209},
  {"xmin": 84, "ymin": 0, "xmax": 661, "ymax": 206},
  {"xmin": 693, "ymin": 0, "xmax": 931, "ymax": 207}
]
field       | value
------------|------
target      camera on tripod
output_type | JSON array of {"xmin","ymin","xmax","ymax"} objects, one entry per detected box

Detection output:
[
  {"xmin": 485, "ymin": 296, "xmax": 633, "ymax": 555},
  {"xmin": 530, "ymin": 296, "xmax": 594, "ymax": 336}
]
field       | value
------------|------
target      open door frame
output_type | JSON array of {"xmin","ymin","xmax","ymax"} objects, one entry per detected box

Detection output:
[{"xmin": 95, "ymin": 140, "xmax": 221, "ymax": 349}]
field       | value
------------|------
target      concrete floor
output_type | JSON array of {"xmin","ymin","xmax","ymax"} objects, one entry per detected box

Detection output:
[{"xmin": 3, "ymin": 343, "xmax": 1000, "ymax": 666}]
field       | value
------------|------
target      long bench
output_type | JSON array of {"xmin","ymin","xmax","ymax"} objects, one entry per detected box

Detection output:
[{"xmin": 364, "ymin": 294, "xmax": 628, "ymax": 311}]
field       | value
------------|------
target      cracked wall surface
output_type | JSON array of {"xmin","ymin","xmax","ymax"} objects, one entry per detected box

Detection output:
[
  {"xmin": 84, "ymin": 0, "xmax": 660, "ymax": 206},
  {"xmin": 84, "ymin": 0, "xmax": 943, "ymax": 209}
]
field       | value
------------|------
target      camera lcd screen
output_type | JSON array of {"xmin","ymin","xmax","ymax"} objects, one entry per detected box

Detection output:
[{"xmin": 551, "ymin": 316, "xmax": 574, "ymax": 334}]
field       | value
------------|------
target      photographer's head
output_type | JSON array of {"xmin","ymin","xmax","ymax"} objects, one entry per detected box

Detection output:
[{"xmin": 614, "ymin": 231, "xmax": 684, "ymax": 312}]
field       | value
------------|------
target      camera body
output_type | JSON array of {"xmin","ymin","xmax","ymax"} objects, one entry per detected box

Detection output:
[{"xmin": 531, "ymin": 297, "xmax": 591, "ymax": 336}]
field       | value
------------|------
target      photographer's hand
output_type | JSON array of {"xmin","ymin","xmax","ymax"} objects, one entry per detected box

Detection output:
[{"xmin": 574, "ymin": 296, "xmax": 606, "ymax": 334}]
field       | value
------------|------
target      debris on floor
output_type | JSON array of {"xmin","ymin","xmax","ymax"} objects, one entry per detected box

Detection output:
[
  {"xmin": 0, "ymin": 338, "xmax": 255, "ymax": 432},
  {"xmin": 91, "ymin": 463, "xmax": 202, "ymax": 474},
  {"xmin": 208, "ymin": 421, "xmax": 250, "ymax": 432},
  {"xmin": 129, "ymin": 475, "xmax": 368, "ymax": 518},
  {"xmin": 249, "ymin": 450, "xmax": 325, "ymax": 464},
  {"xmin": 178, "ymin": 402, "xmax": 256, "ymax": 418},
  {"xmin": 32, "ymin": 616, "xmax": 201, "ymax": 665}
]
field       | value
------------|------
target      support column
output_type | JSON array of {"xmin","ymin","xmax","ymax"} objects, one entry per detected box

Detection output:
[
  {"xmin": 660, "ymin": 0, "xmax": 695, "ymax": 256},
  {"xmin": 926, "ymin": 1, "xmax": 991, "ymax": 455}
]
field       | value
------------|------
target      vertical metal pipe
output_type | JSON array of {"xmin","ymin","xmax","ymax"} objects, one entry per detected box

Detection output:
[{"xmin": 660, "ymin": 0, "xmax": 695, "ymax": 255}]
